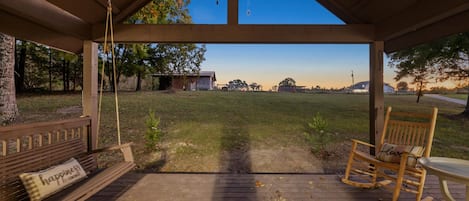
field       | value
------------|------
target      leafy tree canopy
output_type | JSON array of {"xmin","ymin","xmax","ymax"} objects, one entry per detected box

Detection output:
[
  {"xmin": 388, "ymin": 32, "xmax": 469, "ymax": 114},
  {"xmin": 228, "ymin": 79, "xmax": 248, "ymax": 90},
  {"xmin": 279, "ymin": 77, "xmax": 296, "ymax": 87}
]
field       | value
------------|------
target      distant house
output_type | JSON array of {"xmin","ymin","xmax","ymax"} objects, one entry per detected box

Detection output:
[
  {"xmin": 278, "ymin": 86, "xmax": 306, "ymax": 93},
  {"xmin": 152, "ymin": 71, "xmax": 216, "ymax": 91},
  {"xmin": 351, "ymin": 81, "xmax": 395, "ymax": 93}
]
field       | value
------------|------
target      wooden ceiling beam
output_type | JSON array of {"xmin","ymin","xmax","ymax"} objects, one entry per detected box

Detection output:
[
  {"xmin": 113, "ymin": 0, "xmax": 152, "ymax": 23},
  {"xmin": 0, "ymin": 10, "xmax": 83, "ymax": 53},
  {"xmin": 316, "ymin": 0, "xmax": 364, "ymax": 24},
  {"xmin": 376, "ymin": 0, "xmax": 469, "ymax": 40},
  {"xmin": 0, "ymin": 0, "xmax": 91, "ymax": 40},
  {"xmin": 227, "ymin": 0, "xmax": 238, "ymax": 25},
  {"xmin": 384, "ymin": 10, "xmax": 469, "ymax": 53},
  {"xmin": 92, "ymin": 24, "xmax": 375, "ymax": 43}
]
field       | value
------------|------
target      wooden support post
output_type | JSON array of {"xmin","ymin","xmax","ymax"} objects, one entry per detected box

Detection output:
[
  {"xmin": 82, "ymin": 41, "xmax": 98, "ymax": 150},
  {"xmin": 228, "ymin": 0, "xmax": 238, "ymax": 25},
  {"xmin": 369, "ymin": 41, "xmax": 384, "ymax": 155}
]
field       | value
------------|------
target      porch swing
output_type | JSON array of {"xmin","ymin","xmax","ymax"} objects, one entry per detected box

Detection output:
[{"xmin": 0, "ymin": 1, "xmax": 135, "ymax": 200}]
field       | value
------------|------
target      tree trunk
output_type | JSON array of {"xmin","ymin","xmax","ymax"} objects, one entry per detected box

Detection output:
[
  {"xmin": 62, "ymin": 59, "xmax": 66, "ymax": 92},
  {"xmin": 463, "ymin": 86, "xmax": 469, "ymax": 117},
  {"xmin": 73, "ymin": 64, "xmax": 77, "ymax": 91},
  {"xmin": 48, "ymin": 49, "xmax": 52, "ymax": 92},
  {"xmin": 136, "ymin": 71, "xmax": 142, "ymax": 91},
  {"xmin": 66, "ymin": 61, "xmax": 70, "ymax": 91},
  {"xmin": 416, "ymin": 81, "xmax": 423, "ymax": 103},
  {"xmin": 15, "ymin": 40, "xmax": 25, "ymax": 93},
  {"xmin": 0, "ymin": 33, "xmax": 18, "ymax": 125}
]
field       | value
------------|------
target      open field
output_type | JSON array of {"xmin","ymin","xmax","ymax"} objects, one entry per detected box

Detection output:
[
  {"xmin": 15, "ymin": 91, "xmax": 469, "ymax": 173},
  {"xmin": 442, "ymin": 93, "xmax": 468, "ymax": 101}
]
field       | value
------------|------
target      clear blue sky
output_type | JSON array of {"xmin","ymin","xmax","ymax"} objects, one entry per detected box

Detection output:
[{"xmin": 187, "ymin": 0, "xmax": 398, "ymax": 90}]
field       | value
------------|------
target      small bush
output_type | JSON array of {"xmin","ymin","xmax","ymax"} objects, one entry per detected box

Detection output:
[
  {"xmin": 304, "ymin": 112, "xmax": 333, "ymax": 157},
  {"xmin": 145, "ymin": 110, "xmax": 162, "ymax": 151}
]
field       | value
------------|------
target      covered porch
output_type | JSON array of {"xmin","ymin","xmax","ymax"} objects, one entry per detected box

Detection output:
[{"xmin": 2, "ymin": 0, "xmax": 469, "ymax": 200}]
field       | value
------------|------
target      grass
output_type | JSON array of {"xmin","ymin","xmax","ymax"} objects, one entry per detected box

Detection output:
[
  {"xmin": 442, "ymin": 93, "xmax": 468, "ymax": 101},
  {"xmin": 15, "ymin": 91, "xmax": 469, "ymax": 171}
]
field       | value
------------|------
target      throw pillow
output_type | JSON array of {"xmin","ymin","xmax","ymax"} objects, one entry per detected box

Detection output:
[
  {"xmin": 19, "ymin": 158, "xmax": 87, "ymax": 201},
  {"xmin": 376, "ymin": 143, "xmax": 424, "ymax": 167}
]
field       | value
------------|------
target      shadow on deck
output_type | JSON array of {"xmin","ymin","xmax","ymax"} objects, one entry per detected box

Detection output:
[{"xmin": 89, "ymin": 173, "xmax": 465, "ymax": 201}]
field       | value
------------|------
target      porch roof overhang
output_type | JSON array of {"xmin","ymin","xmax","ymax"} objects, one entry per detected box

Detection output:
[{"xmin": 1, "ymin": 0, "xmax": 469, "ymax": 53}]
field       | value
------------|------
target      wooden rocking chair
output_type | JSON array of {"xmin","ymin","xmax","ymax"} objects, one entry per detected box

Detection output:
[{"xmin": 342, "ymin": 106, "xmax": 438, "ymax": 201}]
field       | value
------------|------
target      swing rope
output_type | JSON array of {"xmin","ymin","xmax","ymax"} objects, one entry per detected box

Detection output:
[{"xmin": 97, "ymin": 0, "xmax": 122, "ymax": 148}]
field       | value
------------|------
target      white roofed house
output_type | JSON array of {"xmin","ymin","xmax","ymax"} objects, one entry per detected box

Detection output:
[
  {"xmin": 152, "ymin": 71, "xmax": 216, "ymax": 91},
  {"xmin": 351, "ymin": 81, "xmax": 395, "ymax": 93}
]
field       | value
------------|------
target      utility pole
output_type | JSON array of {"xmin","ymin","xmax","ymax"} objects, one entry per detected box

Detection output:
[{"xmin": 351, "ymin": 70, "xmax": 354, "ymax": 93}]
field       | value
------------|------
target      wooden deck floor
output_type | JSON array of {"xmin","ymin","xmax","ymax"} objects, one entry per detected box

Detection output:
[{"xmin": 89, "ymin": 173, "xmax": 466, "ymax": 201}]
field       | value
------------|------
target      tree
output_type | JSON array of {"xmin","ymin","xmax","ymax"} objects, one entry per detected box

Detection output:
[
  {"xmin": 144, "ymin": 0, "xmax": 205, "ymax": 88},
  {"xmin": 13, "ymin": 40, "xmax": 82, "ymax": 92},
  {"xmin": 389, "ymin": 40, "xmax": 439, "ymax": 103},
  {"xmin": 396, "ymin": 81, "xmax": 409, "ymax": 91},
  {"xmin": 279, "ymin": 77, "xmax": 296, "ymax": 87},
  {"xmin": 249, "ymin": 82, "xmax": 260, "ymax": 91},
  {"xmin": 227, "ymin": 79, "xmax": 248, "ymax": 91},
  {"xmin": 389, "ymin": 32, "xmax": 469, "ymax": 114},
  {"xmin": 102, "ymin": 0, "xmax": 205, "ymax": 91},
  {"xmin": 0, "ymin": 33, "xmax": 18, "ymax": 124},
  {"xmin": 149, "ymin": 43, "xmax": 206, "ymax": 76}
]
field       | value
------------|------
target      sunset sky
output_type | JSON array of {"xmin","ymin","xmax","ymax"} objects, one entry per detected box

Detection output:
[{"xmin": 187, "ymin": 0, "xmax": 457, "ymax": 90}]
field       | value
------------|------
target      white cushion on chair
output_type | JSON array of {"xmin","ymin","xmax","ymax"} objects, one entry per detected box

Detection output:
[
  {"xmin": 376, "ymin": 143, "xmax": 424, "ymax": 167},
  {"xmin": 19, "ymin": 158, "xmax": 87, "ymax": 201}
]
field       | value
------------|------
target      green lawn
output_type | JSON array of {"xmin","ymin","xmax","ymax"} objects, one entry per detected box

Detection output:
[
  {"xmin": 442, "ymin": 93, "xmax": 468, "ymax": 101},
  {"xmin": 16, "ymin": 91, "xmax": 469, "ymax": 172}
]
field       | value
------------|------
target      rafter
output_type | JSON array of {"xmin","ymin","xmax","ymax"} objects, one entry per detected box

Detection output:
[
  {"xmin": 0, "ymin": 0, "xmax": 90, "ymax": 40},
  {"xmin": 113, "ymin": 0, "xmax": 152, "ymax": 23},
  {"xmin": 92, "ymin": 24, "xmax": 375, "ymax": 43},
  {"xmin": 227, "ymin": 0, "xmax": 238, "ymax": 25},
  {"xmin": 316, "ymin": 0, "xmax": 364, "ymax": 24},
  {"xmin": 0, "ymin": 10, "xmax": 83, "ymax": 53},
  {"xmin": 376, "ymin": 0, "xmax": 469, "ymax": 40},
  {"xmin": 384, "ymin": 10, "xmax": 469, "ymax": 53}
]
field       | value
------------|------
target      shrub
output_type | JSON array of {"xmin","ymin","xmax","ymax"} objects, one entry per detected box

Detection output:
[
  {"xmin": 145, "ymin": 110, "xmax": 162, "ymax": 151},
  {"xmin": 304, "ymin": 112, "xmax": 333, "ymax": 156}
]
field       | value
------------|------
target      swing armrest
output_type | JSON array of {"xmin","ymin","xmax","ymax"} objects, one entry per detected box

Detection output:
[{"xmin": 89, "ymin": 143, "xmax": 134, "ymax": 162}]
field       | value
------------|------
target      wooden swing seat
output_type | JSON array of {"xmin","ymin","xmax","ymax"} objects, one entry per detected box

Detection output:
[{"xmin": 0, "ymin": 117, "xmax": 135, "ymax": 201}]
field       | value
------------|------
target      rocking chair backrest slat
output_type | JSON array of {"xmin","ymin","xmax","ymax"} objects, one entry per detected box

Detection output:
[{"xmin": 380, "ymin": 107, "xmax": 438, "ymax": 158}]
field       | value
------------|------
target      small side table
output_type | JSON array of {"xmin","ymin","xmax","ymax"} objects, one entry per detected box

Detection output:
[{"xmin": 418, "ymin": 157, "xmax": 469, "ymax": 201}]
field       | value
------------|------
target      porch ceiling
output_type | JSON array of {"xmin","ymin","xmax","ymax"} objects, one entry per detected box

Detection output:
[{"xmin": 1, "ymin": 0, "xmax": 469, "ymax": 53}]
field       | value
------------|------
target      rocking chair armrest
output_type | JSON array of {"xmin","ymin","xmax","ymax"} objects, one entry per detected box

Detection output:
[
  {"xmin": 398, "ymin": 152, "xmax": 412, "ymax": 170},
  {"xmin": 398, "ymin": 152, "xmax": 422, "ymax": 168},
  {"xmin": 89, "ymin": 143, "xmax": 135, "ymax": 162},
  {"xmin": 351, "ymin": 139, "xmax": 375, "ymax": 148}
]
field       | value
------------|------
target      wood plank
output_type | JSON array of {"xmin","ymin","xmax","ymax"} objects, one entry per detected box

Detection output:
[
  {"xmin": 385, "ymin": 10, "xmax": 469, "ymax": 53},
  {"xmin": 375, "ymin": 0, "xmax": 469, "ymax": 41},
  {"xmin": 227, "ymin": 0, "xmax": 238, "ymax": 25},
  {"xmin": 0, "ymin": 0, "xmax": 91, "ymax": 40},
  {"xmin": 91, "ymin": 24, "xmax": 376, "ymax": 44},
  {"xmin": 90, "ymin": 173, "xmax": 467, "ymax": 201},
  {"xmin": 113, "ymin": 0, "xmax": 152, "ymax": 23},
  {"xmin": 0, "ymin": 117, "xmax": 90, "ymax": 139},
  {"xmin": 316, "ymin": 0, "xmax": 364, "ymax": 24},
  {"xmin": 369, "ymin": 41, "xmax": 384, "ymax": 153},
  {"xmin": 82, "ymin": 41, "xmax": 99, "ymax": 150}
]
